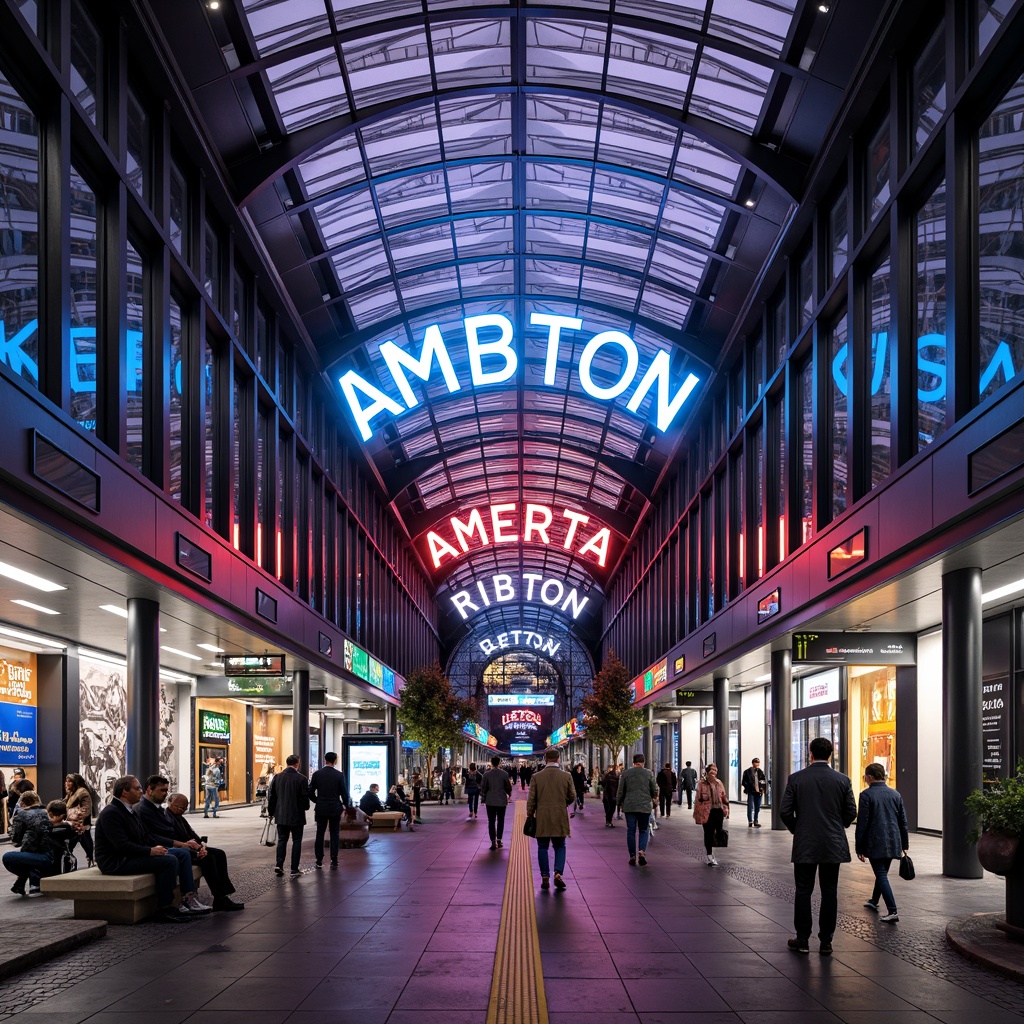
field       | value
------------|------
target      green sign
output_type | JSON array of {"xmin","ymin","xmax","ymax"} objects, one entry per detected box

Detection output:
[
  {"xmin": 352, "ymin": 646, "xmax": 369, "ymax": 681},
  {"xmin": 199, "ymin": 710, "xmax": 231, "ymax": 743}
]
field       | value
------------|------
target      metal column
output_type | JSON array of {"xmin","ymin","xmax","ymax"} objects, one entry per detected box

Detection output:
[
  {"xmin": 942, "ymin": 567, "xmax": 983, "ymax": 878},
  {"xmin": 126, "ymin": 598, "xmax": 161, "ymax": 780},
  {"xmin": 713, "ymin": 677, "xmax": 729, "ymax": 782},
  {"xmin": 770, "ymin": 649, "xmax": 792, "ymax": 831},
  {"xmin": 292, "ymin": 670, "xmax": 310, "ymax": 773}
]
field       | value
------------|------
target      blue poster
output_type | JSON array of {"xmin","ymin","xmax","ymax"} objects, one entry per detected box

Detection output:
[{"xmin": 0, "ymin": 703, "xmax": 36, "ymax": 765}]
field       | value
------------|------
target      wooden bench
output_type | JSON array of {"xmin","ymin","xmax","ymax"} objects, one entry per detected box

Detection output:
[
  {"xmin": 40, "ymin": 864, "xmax": 203, "ymax": 924},
  {"xmin": 368, "ymin": 811, "xmax": 405, "ymax": 830}
]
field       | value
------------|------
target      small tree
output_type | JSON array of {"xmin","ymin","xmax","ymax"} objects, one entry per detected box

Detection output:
[
  {"xmin": 580, "ymin": 650, "xmax": 645, "ymax": 769},
  {"xmin": 399, "ymin": 662, "xmax": 478, "ymax": 783}
]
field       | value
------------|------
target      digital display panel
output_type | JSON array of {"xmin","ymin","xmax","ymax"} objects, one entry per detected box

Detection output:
[
  {"xmin": 487, "ymin": 694, "xmax": 555, "ymax": 706},
  {"xmin": 344, "ymin": 739, "xmax": 392, "ymax": 802},
  {"xmin": 491, "ymin": 703, "xmax": 552, "ymax": 754}
]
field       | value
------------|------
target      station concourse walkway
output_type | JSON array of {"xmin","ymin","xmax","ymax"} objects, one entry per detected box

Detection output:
[{"xmin": 0, "ymin": 790, "xmax": 1022, "ymax": 1024}]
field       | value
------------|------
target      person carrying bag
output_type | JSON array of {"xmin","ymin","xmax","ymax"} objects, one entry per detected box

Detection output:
[{"xmin": 693, "ymin": 763, "xmax": 730, "ymax": 866}]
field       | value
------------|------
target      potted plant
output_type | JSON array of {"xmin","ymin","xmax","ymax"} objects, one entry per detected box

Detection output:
[{"xmin": 965, "ymin": 760, "xmax": 1024, "ymax": 937}]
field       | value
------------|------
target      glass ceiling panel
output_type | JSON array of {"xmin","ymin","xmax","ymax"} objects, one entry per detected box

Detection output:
[
  {"xmin": 242, "ymin": 0, "xmax": 331, "ymax": 57},
  {"xmin": 525, "ymin": 215, "xmax": 586, "ymax": 259},
  {"xmin": 388, "ymin": 222, "xmax": 455, "ymax": 273},
  {"xmin": 526, "ymin": 20, "xmax": 607, "ymax": 91},
  {"xmin": 649, "ymin": 235, "xmax": 709, "ymax": 292},
  {"xmin": 585, "ymin": 222, "xmax": 653, "ymax": 273},
  {"xmin": 453, "ymin": 216, "xmax": 514, "ymax": 259},
  {"xmin": 360, "ymin": 109, "xmax": 441, "ymax": 178},
  {"xmin": 459, "ymin": 259, "xmax": 516, "ymax": 297},
  {"xmin": 613, "ymin": 0, "xmax": 705, "ymax": 32},
  {"xmin": 590, "ymin": 169, "xmax": 664, "ymax": 226},
  {"xmin": 347, "ymin": 278, "xmax": 401, "ymax": 328},
  {"xmin": 438, "ymin": 97, "xmax": 512, "ymax": 160},
  {"xmin": 597, "ymin": 108, "xmax": 679, "ymax": 178},
  {"xmin": 708, "ymin": 0, "xmax": 798, "ymax": 58},
  {"xmin": 312, "ymin": 189, "xmax": 377, "ymax": 248},
  {"xmin": 431, "ymin": 20, "xmax": 512, "ymax": 90},
  {"xmin": 526, "ymin": 96, "xmax": 599, "ymax": 160},
  {"xmin": 606, "ymin": 27, "xmax": 696, "ymax": 108},
  {"xmin": 660, "ymin": 188, "xmax": 725, "ymax": 248},
  {"xmin": 400, "ymin": 266, "xmax": 462, "ymax": 309},
  {"xmin": 579, "ymin": 266, "xmax": 641, "ymax": 308},
  {"xmin": 331, "ymin": 235, "xmax": 389, "ymax": 292},
  {"xmin": 265, "ymin": 49, "xmax": 348, "ymax": 132},
  {"xmin": 525, "ymin": 259, "xmax": 582, "ymax": 297},
  {"xmin": 639, "ymin": 280, "xmax": 692, "ymax": 324},
  {"xmin": 342, "ymin": 26, "xmax": 433, "ymax": 110},
  {"xmin": 447, "ymin": 162, "xmax": 514, "ymax": 214},
  {"xmin": 672, "ymin": 132, "xmax": 742, "ymax": 198},
  {"xmin": 296, "ymin": 135, "xmax": 365, "ymax": 199},
  {"xmin": 330, "ymin": 0, "xmax": 421, "ymax": 31},
  {"xmin": 376, "ymin": 170, "xmax": 450, "ymax": 228},
  {"xmin": 690, "ymin": 47, "xmax": 774, "ymax": 133},
  {"xmin": 526, "ymin": 163, "xmax": 593, "ymax": 213}
]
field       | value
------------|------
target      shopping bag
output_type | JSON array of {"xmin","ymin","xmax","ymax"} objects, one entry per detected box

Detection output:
[
  {"xmin": 898, "ymin": 854, "xmax": 915, "ymax": 880},
  {"xmin": 712, "ymin": 827, "xmax": 729, "ymax": 847},
  {"xmin": 523, "ymin": 815, "xmax": 537, "ymax": 838}
]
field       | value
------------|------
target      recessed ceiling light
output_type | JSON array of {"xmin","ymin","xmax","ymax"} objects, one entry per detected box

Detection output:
[
  {"xmin": 208, "ymin": 0, "xmax": 220, "ymax": 8},
  {"xmin": 161, "ymin": 646, "xmax": 204, "ymax": 661},
  {"xmin": 100, "ymin": 604, "xmax": 166, "ymax": 630},
  {"xmin": 754, "ymin": 672, "xmax": 772, "ymax": 682},
  {"xmin": 818, "ymin": 3, "xmax": 829, "ymax": 11},
  {"xmin": 11, "ymin": 598, "xmax": 60, "ymax": 615},
  {"xmin": 744, "ymin": 198, "xmax": 756, "ymax": 208},
  {"xmin": 0, "ymin": 624, "xmax": 66, "ymax": 649},
  {"xmin": 79, "ymin": 648, "xmax": 127, "ymax": 666},
  {"xmin": 197, "ymin": 643, "xmax": 225, "ymax": 652},
  {"xmin": 982, "ymin": 576, "xmax": 1024, "ymax": 604},
  {"xmin": 160, "ymin": 669, "xmax": 194, "ymax": 683},
  {"xmin": 0, "ymin": 560, "xmax": 65, "ymax": 593}
]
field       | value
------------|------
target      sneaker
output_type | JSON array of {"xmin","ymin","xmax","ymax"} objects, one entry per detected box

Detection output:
[
  {"xmin": 497, "ymin": 840, "xmax": 503, "ymax": 848},
  {"xmin": 749, "ymin": 822, "xmax": 754, "ymax": 828},
  {"xmin": 880, "ymin": 912, "xmax": 899, "ymax": 923},
  {"xmin": 863, "ymin": 900, "xmax": 878, "ymax": 911},
  {"xmin": 553, "ymin": 874, "xmax": 566, "ymax": 890},
  {"xmin": 629, "ymin": 857, "xmax": 636, "ymax": 866},
  {"xmin": 787, "ymin": 938, "xmax": 809, "ymax": 954},
  {"xmin": 274, "ymin": 866, "xmax": 284, "ymax": 876},
  {"xmin": 27, "ymin": 886, "xmax": 41, "ymax": 896},
  {"xmin": 638, "ymin": 853, "xmax": 647, "ymax": 866},
  {"xmin": 330, "ymin": 861, "xmax": 338, "ymax": 869},
  {"xmin": 182, "ymin": 892, "xmax": 211, "ymax": 912},
  {"xmin": 709, "ymin": 854, "xmax": 718, "ymax": 865},
  {"xmin": 315, "ymin": 862, "xmax": 322, "ymax": 869},
  {"xmin": 705, "ymin": 854, "xmax": 714, "ymax": 865},
  {"xmin": 540, "ymin": 876, "xmax": 550, "ymax": 890},
  {"xmin": 754, "ymin": 822, "xmax": 762, "ymax": 828},
  {"xmin": 155, "ymin": 906, "xmax": 194, "ymax": 923},
  {"xmin": 290, "ymin": 868, "xmax": 303, "ymax": 876},
  {"xmin": 819, "ymin": 942, "xmax": 833, "ymax": 956}
]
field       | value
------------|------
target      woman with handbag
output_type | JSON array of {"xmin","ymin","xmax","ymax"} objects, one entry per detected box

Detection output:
[
  {"xmin": 63, "ymin": 773, "xmax": 97, "ymax": 866},
  {"xmin": 693, "ymin": 764, "xmax": 729, "ymax": 866},
  {"xmin": 855, "ymin": 762, "xmax": 909, "ymax": 923}
]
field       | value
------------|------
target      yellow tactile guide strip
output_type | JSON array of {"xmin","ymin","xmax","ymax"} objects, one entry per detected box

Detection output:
[{"xmin": 486, "ymin": 800, "xmax": 549, "ymax": 1024}]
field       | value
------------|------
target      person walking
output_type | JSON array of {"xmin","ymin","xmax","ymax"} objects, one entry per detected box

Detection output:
[
  {"xmin": 678, "ymin": 761, "xmax": 698, "ymax": 808},
  {"xmin": 571, "ymin": 763, "xmax": 588, "ymax": 816},
  {"xmin": 464, "ymin": 763, "xmax": 483, "ymax": 820},
  {"xmin": 480, "ymin": 755, "xmax": 512, "ymax": 850},
  {"xmin": 526, "ymin": 748, "xmax": 576, "ymax": 891},
  {"xmin": 411, "ymin": 773, "xmax": 423, "ymax": 822},
  {"xmin": 616, "ymin": 753, "xmax": 659, "ymax": 866},
  {"xmin": 308, "ymin": 751, "xmax": 351, "ymax": 869},
  {"xmin": 601, "ymin": 765, "xmax": 619, "ymax": 827},
  {"xmin": 855, "ymin": 763, "xmax": 909, "ymax": 923},
  {"xmin": 741, "ymin": 758, "xmax": 767, "ymax": 828},
  {"xmin": 655, "ymin": 762, "xmax": 677, "ymax": 818},
  {"xmin": 268, "ymin": 754, "xmax": 310, "ymax": 876},
  {"xmin": 440, "ymin": 764, "xmax": 455, "ymax": 805},
  {"xmin": 780, "ymin": 737, "xmax": 857, "ymax": 956},
  {"xmin": 203, "ymin": 759, "xmax": 221, "ymax": 818},
  {"xmin": 694, "ymin": 763, "xmax": 730, "ymax": 865},
  {"xmin": 63, "ymin": 772, "xmax": 98, "ymax": 866}
]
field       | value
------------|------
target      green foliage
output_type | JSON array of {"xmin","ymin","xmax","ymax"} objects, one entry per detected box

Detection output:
[
  {"xmin": 580, "ymin": 650, "xmax": 645, "ymax": 768},
  {"xmin": 398, "ymin": 662, "xmax": 477, "ymax": 777},
  {"xmin": 965, "ymin": 760, "xmax": 1024, "ymax": 844}
]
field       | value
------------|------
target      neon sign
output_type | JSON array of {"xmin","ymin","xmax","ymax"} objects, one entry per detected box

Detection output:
[
  {"xmin": 337, "ymin": 312, "xmax": 701, "ymax": 441},
  {"xmin": 500, "ymin": 709, "xmax": 543, "ymax": 729},
  {"xmin": 449, "ymin": 572, "xmax": 592, "ymax": 621},
  {"xmin": 479, "ymin": 631, "xmax": 561, "ymax": 656},
  {"xmin": 426, "ymin": 503, "xmax": 612, "ymax": 569}
]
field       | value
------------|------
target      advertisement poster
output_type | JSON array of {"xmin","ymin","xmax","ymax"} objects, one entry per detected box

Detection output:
[
  {"xmin": 491, "ymin": 703, "xmax": 552, "ymax": 754},
  {"xmin": 0, "ymin": 703, "xmax": 35, "ymax": 765},
  {"xmin": 345, "ymin": 741, "xmax": 391, "ymax": 801}
]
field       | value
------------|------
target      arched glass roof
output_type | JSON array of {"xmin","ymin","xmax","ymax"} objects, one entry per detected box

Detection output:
[{"xmin": 155, "ymin": 0, "xmax": 862, "ymax": 686}]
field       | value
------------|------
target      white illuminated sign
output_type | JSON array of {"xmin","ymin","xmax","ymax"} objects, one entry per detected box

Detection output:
[
  {"xmin": 337, "ymin": 312, "xmax": 701, "ymax": 442},
  {"xmin": 449, "ymin": 572, "xmax": 591, "ymax": 620},
  {"xmin": 487, "ymin": 694, "xmax": 556, "ymax": 706},
  {"xmin": 480, "ymin": 631, "xmax": 561, "ymax": 656},
  {"xmin": 347, "ymin": 743, "xmax": 389, "ymax": 801},
  {"xmin": 426, "ymin": 502, "xmax": 612, "ymax": 569}
]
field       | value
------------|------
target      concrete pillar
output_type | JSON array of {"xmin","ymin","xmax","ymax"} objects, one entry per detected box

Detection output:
[
  {"xmin": 942, "ymin": 567, "xmax": 984, "ymax": 878},
  {"xmin": 770, "ymin": 649, "xmax": 792, "ymax": 831},
  {"xmin": 292, "ymin": 670, "xmax": 310, "ymax": 774},
  {"xmin": 126, "ymin": 598, "xmax": 160, "ymax": 779},
  {"xmin": 644, "ymin": 705, "xmax": 655, "ymax": 766},
  {"xmin": 713, "ymin": 677, "xmax": 729, "ymax": 783}
]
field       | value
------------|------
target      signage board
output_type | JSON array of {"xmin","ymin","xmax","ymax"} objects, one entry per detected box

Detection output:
[
  {"xmin": 199, "ymin": 710, "xmax": 231, "ymax": 743},
  {"xmin": 0, "ymin": 703, "xmax": 36, "ymax": 764},
  {"xmin": 675, "ymin": 689, "xmax": 740, "ymax": 709},
  {"xmin": 343, "ymin": 737, "xmax": 394, "ymax": 802},
  {"xmin": 198, "ymin": 676, "xmax": 291, "ymax": 698},
  {"xmin": 982, "ymin": 676, "xmax": 1010, "ymax": 782},
  {"xmin": 222, "ymin": 654, "xmax": 286, "ymax": 676},
  {"xmin": 801, "ymin": 670, "xmax": 840, "ymax": 707},
  {"xmin": 487, "ymin": 694, "xmax": 555, "ymax": 706},
  {"xmin": 548, "ymin": 718, "xmax": 582, "ymax": 745},
  {"xmin": 0, "ymin": 656, "xmax": 35, "ymax": 703},
  {"xmin": 628, "ymin": 658, "xmax": 668, "ymax": 703},
  {"xmin": 757, "ymin": 588, "xmax": 781, "ymax": 624},
  {"xmin": 491, "ymin": 703, "xmax": 552, "ymax": 754},
  {"xmin": 792, "ymin": 632, "xmax": 916, "ymax": 665},
  {"xmin": 448, "ymin": 570, "xmax": 595, "ymax": 621},
  {"xmin": 673, "ymin": 656, "xmax": 685, "ymax": 675},
  {"xmin": 509, "ymin": 743, "xmax": 533, "ymax": 755},
  {"xmin": 479, "ymin": 630, "xmax": 562, "ymax": 656}
]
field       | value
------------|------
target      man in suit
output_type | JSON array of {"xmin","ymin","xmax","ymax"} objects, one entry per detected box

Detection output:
[
  {"xmin": 741, "ymin": 757, "xmax": 768, "ymax": 828},
  {"xmin": 268, "ymin": 754, "xmax": 309, "ymax": 876},
  {"xmin": 678, "ymin": 761, "xmax": 698, "ymax": 808},
  {"xmin": 94, "ymin": 775, "xmax": 202, "ymax": 922},
  {"xmin": 655, "ymin": 761, "xmax": 677, "ymax": 817},
  {"xmin": 526, "ymin": 748, "xmax": 577, "ymax": 891},
  {"xmin": 308, "ymin": 751, "xmax": 351, "ymax": 869},
  {"xmin": 780, "ymin": 737, "xmax": 857, "ymax": 956},
  {"xmin": 480, "ymin": 755, "xmax": 512, "ymax": 851},
  {"xmin": 166, "ymin": 792, "xmax": 244, "ymax": 911}
]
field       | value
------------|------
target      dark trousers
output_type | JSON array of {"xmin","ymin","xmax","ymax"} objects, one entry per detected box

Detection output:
[
  {"xmin": 109, "ymin": 855, "xmax": 180, "ymax": 908},
  {"xmin": 746, "ymin": 792, "xmax": 763, "ymax": 822},
  {"xmin": 486, "ymin": 804, "xmax": 506, "ymax": 842},
  {"xmin": 77, "ymin": 828, "xmax": 94, "ymax": 862},
  {"xmin": 441, "ymin": 785, "xmax": 454, "ymax": 804},
  {"xmin": 197, "ymin": 846, "xmax": 236, "ymax": 897},
  {"xmin": 314, "ymin": 814, "xmax": 340, "ymax": 865},
  {"xmin": 793, "ymin": 862, "xmax": 841, "ymax": 942},
  {"xmin": 603, "ymin": 799, "xmax": 616, "ymax": 824},
  {"xmin": 702, "ymin": 808, "xmax": 724, "ymax": 854},
  {"xmin": 658, "ymin": 793, "xmax": 672, "ymax": 816},
  {"xmin": 682, "ymin": 788, "xmax": 694, "ymax": 808},
  {"xmin": 467, "ymin": 792, "xmax": 480, "ymax": 815},
  {"xmin": 276, "ymin": 824, "xmax": 304, "ymax": 871}
]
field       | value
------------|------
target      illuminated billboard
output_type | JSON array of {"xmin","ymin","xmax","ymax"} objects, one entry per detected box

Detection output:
[{"xmin": 491, "ymin": 703, "xmax": 553, "ymax": 754}]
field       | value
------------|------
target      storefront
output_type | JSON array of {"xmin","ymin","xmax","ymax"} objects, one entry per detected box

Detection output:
[{"xmin": 194, "ymin": 698, "xmax": 250, "ymax": 806}]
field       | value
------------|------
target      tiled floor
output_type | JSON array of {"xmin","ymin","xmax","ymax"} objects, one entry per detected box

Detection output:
[{"xmin": 0, "ymin": 795, "xmax": 1022, "ymax": 1022}]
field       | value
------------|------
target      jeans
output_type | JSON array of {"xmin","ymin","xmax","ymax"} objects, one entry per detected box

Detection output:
[
  {"xmin": 793, "ymin": 862, "xmax": 841, "ymax": 942},
  {"xmin": 485, "ymin": 804, "xmax": 506, "ymax": 842},
  {"xmin": 746, "ymin": 792, "xmax": 763, "ymax": 823},
  {"xmin": 467, "ymin": 792, "xmax": 480, "ymax": 815},
  {"xmin": 869, "ymin": 857, "xmax": 896, "ymax": 912},
  {"xmin": 702, "ymin": 808, "xmax": 724, "ymax": 854},
  {"xmin": 165, "ymin": 847, "xmax": 198, "ymax": 894},
  {"xmin": 2, "ymin": 850, "xmax": 55, "ymax": 887},
  {"xmin": 536, "ymin": 836, "xmax": 566, "ymax": 877},
  {"xmin": 624, "ymin": 812, "xmax": 650, "ymax": 857},
  {"xmin": 204, "ymin": 786, "xmax": 220, "ymax": 816},
  {"xmin": 276, "ymin": 824, "xmax": 304, "ymax": 871},
  {"xmin": 659, "ymin": 794, "xmax": 672, "ymax": 816},
  {"xmin": 314, "ymin": 814, "xmax": 340, "ymax": 864}
]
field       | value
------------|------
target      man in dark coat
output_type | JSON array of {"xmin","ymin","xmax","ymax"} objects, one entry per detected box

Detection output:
[
  {"xmin": 741, "ymin": 758, "xmax": 767, "ymax": 828},
  {"xmin": 166, "ymin": 792, "xmax": 244, "ymax": 911},
  {"xmin": 308, "ymin": 751, "xmax": 351, "ymax": 869},
  {"xmin": 655, "ymin": 762, "xmax": 677, "ymax": 817},
  {"xmin": 779, "ymin": 737, "xmax": 857, "ymax": 956},
  {"xmin": 678, "ymin": 761, "xmax": 698, "ymax": 808},
  {"xmin": 268, "ymin": 754, "xmax": 309, "ymax": 876},
  {"xmin": 479, "ymin": 755, "xmax": 512, "ymax": 850}
]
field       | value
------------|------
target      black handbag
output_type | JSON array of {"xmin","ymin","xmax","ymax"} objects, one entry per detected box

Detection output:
[
  {"xmin": 523, "ymin": 815, "xmax": 537, "ymax": 838},
  {"xmin": 712, "ymin": 827, "xmax": 729, "ymax": 848},
  {"xmin": 898, "ymin": 854, "xmax": 915, "ymax": 880}
]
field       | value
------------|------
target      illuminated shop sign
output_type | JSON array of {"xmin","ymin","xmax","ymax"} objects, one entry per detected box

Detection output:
[
  {"xmin": 479, "ymin": 631, "xmax": 561, "ymax": 656},
  {"xmin": 336, "ymin": 312, "xmax": 702, "ymax": 442},
  {"xmin": 222, "ymin": 655, "xmax": 286, "ymax": 677},
  {"xmin": 426, "ymin": 503, "xmax": 612, "ymax": 570},
  {"xmin": 449, "ymin": 572, "xmax": 592, "ymax": 621},
  {"xmin": 463, "ymin": 721, "xmax": 498, "ymax": 747},
  {"xmin": 492, "ymin": 703, "xmax": 553, "ymax": 753},
  {"xmin": 0, "ymin": 704, "xmax": 36, "ymax": 765},
  {"xmin": 628, "ymin": 658, "xmax": 668, "ymax": 702},
  {"xmin": 199, "ymin": 710, "xmax": 231, "ymax": 743},
  {"xmin": 793, "ymin": 632, "xmax": 916, "ymax": 665},
  {"xmin": 548, "ymin": 718, "xmax": 582, "ymax": 746},
  {"xmin": 487, "ymin": 694, "xmax": 555, "ymax": 706},
  {"xmin": 342, "ymin": 639, "xmax": 400, "ymax": 696}
]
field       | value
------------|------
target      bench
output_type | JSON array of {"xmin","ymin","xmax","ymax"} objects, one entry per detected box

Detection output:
[
  {"xmin": 368, "ymin": 811, "xmax": 405, "ymax": 831},
  {"xmin": 40, "ymin": 864, "xmax": 203, "ymax": 924}
]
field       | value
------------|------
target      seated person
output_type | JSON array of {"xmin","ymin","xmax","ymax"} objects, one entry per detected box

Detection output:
[
  {"xmin": 165, "ymin": 792, "xmax": 244, "ymax": 911},
  {"xmin": 2, "ymin": 792, "xmax": 56, "ymax": 895},
  {"xmin": 45, "ymin": 800, "xmax": 80, "ymax": 872},
  {"xmin": 385, "ymin": 785, "xmax": 416, "ymax": 830},
  {"xmin": 359, "ymin": 784, "xmax": 388, "ymax": 818},
  {"xmin": 94, "ymin": 775, "xmax": 206, "ymax": 922}
]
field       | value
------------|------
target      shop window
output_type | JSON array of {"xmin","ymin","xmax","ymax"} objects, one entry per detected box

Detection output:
[
  {"xmin": 169, "ymin": 161, "xmax": 188, "ymax": 257},
  {"xmin": 829, "ymin": 313, "xmax": 848, "ymax": 521},
  {"xmin": 169, "ymin": 295, "xmax": 184, "ymax": 502},
  {"xmin": 125, "ymin": 240, "xmax": 145, "ymax": 474},
  {"xmin": 69, "ymin": 163, "xmax": 98, "ymax": 433},
  {"xmin": 126, "ymin": 87, "xmax": 148, "ymax": 202},
  {"xmin": 792, "ymin": 668, "xmax": 842, "ymax": 772},
  {"xmin": 69, "ymin": 3, "xmax": 101, "ymax": 126},
  {"xmin": 977, "ymin": 70, "xmax": 1024, "ymax": 405},
  {"xmin": 848, "ymin": 665, "xmax": 896, "ymax": 786},
  {"xmin": 865, "ymin": 117, "xmax": 891, "ymax": 224},
  {"xmin": 976, "ymin": 0, "xmax": 1016, "ymax": 59},
  {"xmin": 912, "ymin": 25, "xmax": 946, "ymax": 155},
  {"xmin": 915, "ymin": 179, "xmax": 948, "ymax": 452},
  {"xmin": 828, "ymin": 190, "xmax": 848, "ymax": 281},
  {"xmin": 869, "ymin": 255, "xmax": 892, "ymax": 487},
  {"xmin": 0, "ymin": 65, "xmax": 39, "ymax": 390}
]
